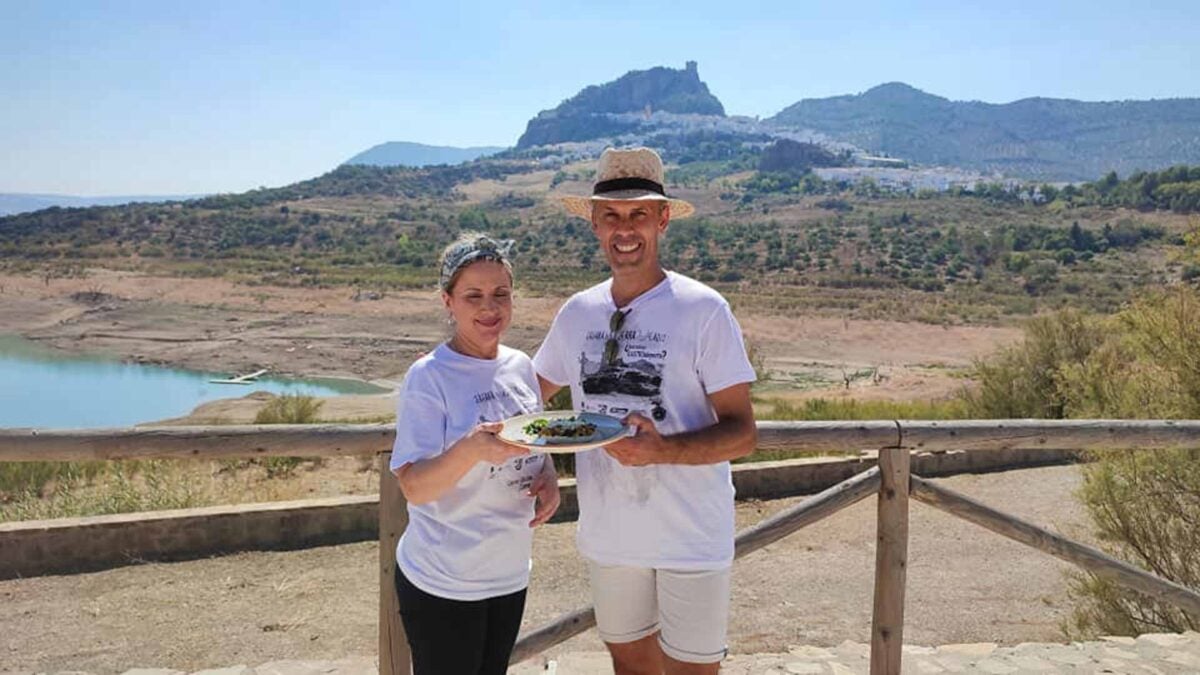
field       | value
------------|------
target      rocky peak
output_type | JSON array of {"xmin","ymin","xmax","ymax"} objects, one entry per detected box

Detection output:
[{"xmin": 516, "ymin": 62, "xmax": 725, "ymax": 148}]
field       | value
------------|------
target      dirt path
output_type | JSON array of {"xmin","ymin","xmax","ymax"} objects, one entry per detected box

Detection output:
[{"xmin": 0, "ymin": 465, "xmax": 1093, "ymax": 674}]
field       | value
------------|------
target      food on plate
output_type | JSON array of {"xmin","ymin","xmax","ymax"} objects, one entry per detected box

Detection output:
[{"xmin": 522, "ymin": 416, "xmax": 597, "ymax": 439}]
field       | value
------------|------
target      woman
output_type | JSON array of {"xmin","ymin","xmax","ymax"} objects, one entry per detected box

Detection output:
[{"xmin": 389, "ymin": 233, "xmax": 560, "ymax": 674}]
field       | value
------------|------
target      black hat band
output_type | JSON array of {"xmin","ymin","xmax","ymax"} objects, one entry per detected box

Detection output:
[{"xmin": 593, "ymin": 177, "xmax": 665, "ymax": 196}]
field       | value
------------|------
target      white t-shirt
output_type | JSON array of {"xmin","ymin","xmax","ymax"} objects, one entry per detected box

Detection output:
[
  {"xmin": 533, "ymin": 271, "xmax": 756, "ymax": 570},
  {"xmin": 390, "ymin": 343, "xmax": 545, "ymax": 601}
]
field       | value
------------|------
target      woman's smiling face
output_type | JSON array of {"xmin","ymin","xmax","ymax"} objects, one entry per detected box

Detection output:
[{"xmin": 443, "ymin": 259, "xmax": 513, "ymax": 350}]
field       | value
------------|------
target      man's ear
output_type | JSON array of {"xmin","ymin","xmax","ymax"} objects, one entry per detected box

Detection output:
[{"xmin": 660, "ymin": 203, "xmax": 671, "ymax": 234}]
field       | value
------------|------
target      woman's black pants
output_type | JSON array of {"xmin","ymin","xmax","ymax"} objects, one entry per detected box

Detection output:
[{"xmin": 394, "ymin": 565, "xmax": 527, "ymax": 675}]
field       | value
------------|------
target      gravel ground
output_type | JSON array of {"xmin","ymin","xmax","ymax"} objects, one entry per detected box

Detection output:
[{"xmin": 0, "ymin": 465, "xmax": 1092, "ymax": 674}]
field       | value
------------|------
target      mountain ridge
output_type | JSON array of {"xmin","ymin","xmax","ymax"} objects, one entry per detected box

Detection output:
[
  {"xmin": 505, "ymin": 66, "xmax": 1200, "ymax": 180},
  {"xmin": 769, "ymin": 83, "xmax": 1200, "ymax": 180},
  {"xmin": 343, "ymin": 141, "xmax": 504, "ymax": 168},
  {"xmin": 0, "ymin": 193, "xmax": 204, "ymax": 217}
]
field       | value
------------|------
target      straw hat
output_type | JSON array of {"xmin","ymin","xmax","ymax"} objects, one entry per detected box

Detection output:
[{"xmin": 560, "ymin": 147, "xmax": 695, "ymax": 220}]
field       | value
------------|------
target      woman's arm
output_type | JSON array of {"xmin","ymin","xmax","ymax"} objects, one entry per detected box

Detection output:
[
  {"xmin": 395, "ymin": 422, "xmax": 527, "ymax": 504},
  {"xmin": 527, "ymin": 458, "xmax": 561, "ymax": 527}
]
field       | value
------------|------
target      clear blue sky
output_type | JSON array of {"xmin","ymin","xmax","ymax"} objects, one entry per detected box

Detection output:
[{"xmin": 3, "ymin": 0, "xmax": 1197, "ymax": 196}]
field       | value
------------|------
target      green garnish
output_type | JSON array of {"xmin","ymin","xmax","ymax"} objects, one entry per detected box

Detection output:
[{"xmin": 523, "ymin": 418, "xmax": 549, "ymax": 436}]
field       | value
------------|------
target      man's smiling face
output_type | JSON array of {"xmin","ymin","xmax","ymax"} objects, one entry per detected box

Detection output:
[{"xmin": 590, "ymin": 199, "xmax": 670, "ymax": 273}]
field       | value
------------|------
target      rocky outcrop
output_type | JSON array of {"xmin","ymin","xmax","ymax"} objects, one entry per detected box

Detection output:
[{"xmin": 516, "ymin": 61, "xmax": 726, "ymax": 148}]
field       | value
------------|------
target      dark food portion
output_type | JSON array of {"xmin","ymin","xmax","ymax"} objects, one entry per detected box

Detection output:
[{"xmin": 523, "ymin": 416, "xmax": 597, "ymax": 439}]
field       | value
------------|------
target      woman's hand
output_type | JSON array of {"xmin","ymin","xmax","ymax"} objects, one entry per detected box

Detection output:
[
  {"xmin": 397, "ymin": 422, "xmax": 527, "ymax": 504},
  {"xmin": 527, "ymin": 460, "xmax": 561, "ymax": 527},
  {"xmin": 464, "ymin": 422, "xmax": 527, "ymax": 465}
]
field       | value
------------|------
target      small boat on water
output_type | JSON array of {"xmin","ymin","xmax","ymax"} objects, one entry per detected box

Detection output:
[{"xmin": 209, "ymin": 368, "xmax": 268, "ymax": 385}]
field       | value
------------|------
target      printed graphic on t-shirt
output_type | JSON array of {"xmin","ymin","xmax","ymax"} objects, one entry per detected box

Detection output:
[
  {"xmin": 501, "ymin": 454, "xmax": 543, "ymax": 492},
  {"xmin": 578, "ymin": 327, "xmax": 668, "ymax": 423},
  {"xmin": 472, "ymin": 382, "xmax": 538, "ymax": 423},
  {"xmin": 467, "ymin": 383, "xmax": 544, "ymax": 485}
]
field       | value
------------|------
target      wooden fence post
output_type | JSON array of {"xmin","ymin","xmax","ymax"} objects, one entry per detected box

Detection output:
[
  {"xmin": 870, "ymin": 445, "xmax": 910, "ymax": 675},
  {"xmin": 378, "ymin": 452, "xmax": 411, "ymax": 675}
]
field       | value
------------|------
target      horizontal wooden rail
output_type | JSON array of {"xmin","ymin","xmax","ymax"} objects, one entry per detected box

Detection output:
[
  {"xmin": 0, "ymin": 424, "xmax": 395, "ymax": 462},
  {"xmin": 760, "ymin": 419, "xmax": 1200, "ymax": 454},
  {"xmin": 757, "ymin": 421, "xmax": 900, "ymax": 452},
  {"xmin": 6, "ymin": 420, "xmax": 1200, "ymax": 674},
  {"xmin": 901, "ymin": 419, "xmax": 1200, "ymax": 453},
  {"xmin": 734, "ymin": 466, "xmax": 881, "ymax": 558},
  {"xmin": 508, "ymin": 607, "xmax": 596, "ymax": 665},
  {"xmin": 910, "ymin": 476, "xmax": 1200, "ymax": 618},
  {"xmin": 5, "ymin": 420, "xmax": 1200, "ymax": 463},
  {"xmin": 509, "ymin": 467, "xmax": 882, "ymax": 665}
]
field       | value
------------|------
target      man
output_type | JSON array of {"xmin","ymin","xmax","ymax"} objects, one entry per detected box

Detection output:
[{"xmin": 533, "ymin": 147, "xmax": 758, "ymax": 675}]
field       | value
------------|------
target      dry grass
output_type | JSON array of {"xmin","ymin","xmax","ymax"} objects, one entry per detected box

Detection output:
[{"xmin": 0, "ymin": 459, "xmax": 309, "ymax": 523}]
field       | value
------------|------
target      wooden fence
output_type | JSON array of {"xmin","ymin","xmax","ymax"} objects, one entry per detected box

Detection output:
[{"xmin": 4, "ymin": 419, "xmax": 1200, "ymax": 674}]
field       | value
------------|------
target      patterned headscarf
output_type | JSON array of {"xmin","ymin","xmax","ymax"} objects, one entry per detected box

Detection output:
[{"xmin": 439, "ymin": 234, "xmax": 515, "ymax": 291}]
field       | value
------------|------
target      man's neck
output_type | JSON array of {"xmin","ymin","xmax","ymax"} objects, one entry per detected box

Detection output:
[{"xmin": 610, "ymin": 265, "xmax": 667, "ymax": 308}]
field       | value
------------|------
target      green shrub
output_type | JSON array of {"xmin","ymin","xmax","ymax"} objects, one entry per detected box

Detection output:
[
  {"xmin": 756, "ymin": 396, "xmax": 967, "ymax": 422},
  {"xmin": 963, "ymin": 309, "xmax": 1106, "ymax": 418},
  {"xmin": 966, "ymin": 287, "xmax": 1200, "ymax": 636},
  {"xmin": 1067, "ymin": 448, "xmax": 1200, "ymax": 636},
  {"xmin": 251, "ymin": 394, "xmax": 326, "ymax": 477},
  {"xmin": 1063, "ymin": 292, "xmax": 1200, "ymax": 635},
  {"xmin": 254, "ymin": 394, "xmax": 324, "ymax": 424},
  {"xmin": 965, "ymin": 290, "xmax": 1200, "ymax": 420}
]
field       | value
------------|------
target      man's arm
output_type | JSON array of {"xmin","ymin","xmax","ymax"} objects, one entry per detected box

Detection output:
[{"xmin": 605, "ymin": 382, "xmax": 757, "ymax": 467}]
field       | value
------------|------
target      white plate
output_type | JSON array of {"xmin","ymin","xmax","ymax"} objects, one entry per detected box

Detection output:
[{"xmin": 499, "ymin": 411, "xmax": 629, "ymax": 453}]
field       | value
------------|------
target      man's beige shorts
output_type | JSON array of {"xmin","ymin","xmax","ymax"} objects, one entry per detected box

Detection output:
[{"xmin": 588, "ymin": 560, "xmax": 731, "ymax": 664}]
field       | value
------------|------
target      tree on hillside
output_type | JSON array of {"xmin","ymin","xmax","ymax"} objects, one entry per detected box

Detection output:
[{"xmin": 758, "ymin": 139, "xmax": 840, "ymax": 174}]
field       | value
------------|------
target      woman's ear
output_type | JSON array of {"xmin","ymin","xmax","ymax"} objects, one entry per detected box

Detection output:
[{"xmin": 442, "ymin": 293, "xmax": 455, "ymax": 325}]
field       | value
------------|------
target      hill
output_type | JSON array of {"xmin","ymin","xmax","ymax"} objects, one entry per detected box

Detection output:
[
  {"xmin": 3, "ymin": 151, "xmax": 1196, "ymax": 326},
  {"xmin": 342, "ymin": 141, "xmax": 504, "ymax": 168},
  {"xmin": 516, "ymin": 61, "xmax": 726, "ymax": 148},
  {"xmin": 0, "ymin": 193, "xmax": 202, "ymax": 217},
  {"xmin": 769, "ymin": 83, "xmax": 1200, "ymax": 181}
]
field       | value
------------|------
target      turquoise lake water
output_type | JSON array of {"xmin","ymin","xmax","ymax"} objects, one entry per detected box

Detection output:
[{"xmin": 0, "ymin": 334, "xmax": 387, "ymax": 429}]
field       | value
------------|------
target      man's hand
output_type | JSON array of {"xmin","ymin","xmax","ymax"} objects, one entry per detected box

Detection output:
[
  {"xmin": 605, "ymin": 413, "xmax": 673, "ymax": 466},
  {"xmin": 602, "ymin": 384, "xmax": 757, "ymax": 467},
  {"xmin": 527, "ymin": 462, "xmax": 561, "ymax": 527}
]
